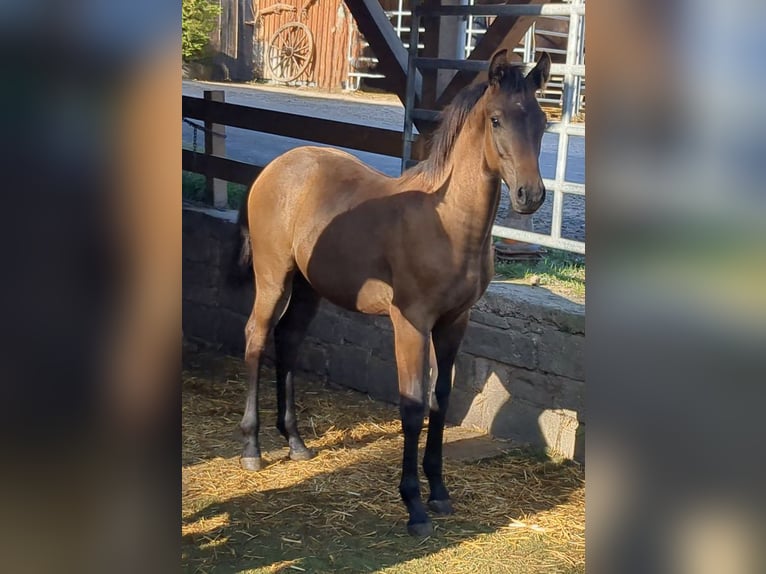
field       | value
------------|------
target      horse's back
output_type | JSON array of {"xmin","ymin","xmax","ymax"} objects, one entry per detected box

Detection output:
[{"xmin": 249, "ymin": 146, "xmax": 393, "ymax": 219}]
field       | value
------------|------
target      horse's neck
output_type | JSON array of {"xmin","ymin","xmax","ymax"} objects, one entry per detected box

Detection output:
[{"xmin": 438, "ymin": 106, "xmax": 502, "ymax": 253}]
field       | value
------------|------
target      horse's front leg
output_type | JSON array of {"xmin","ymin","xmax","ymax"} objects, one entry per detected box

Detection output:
[
  {"xmin": 423, "ymin": 311, "xmax": 469, "ymax": 515},
  {"xmin": 390, "ymin": 306, "xmax": 432, "ymax": 536}
]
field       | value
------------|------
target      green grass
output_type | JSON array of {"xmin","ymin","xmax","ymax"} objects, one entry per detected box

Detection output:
[
  {"xmin": 182, "ymin": 170, "xmax": 249, "ymax": 209},
  {"xmin": 493, "ymin": 247, "xmax": 585, "ymax": 302}
]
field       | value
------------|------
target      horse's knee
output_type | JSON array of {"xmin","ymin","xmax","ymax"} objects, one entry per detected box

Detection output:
[
  {"xmin": 244, "ymin": 343, "xmax": 264, "ymax": 365},
  {"xmin": 245, "ymin": 303, "xmax": 279, "ymax": 361},
  {"xmin": 244, "ymin": 324, "xmax": 267, "ymax": 363}
]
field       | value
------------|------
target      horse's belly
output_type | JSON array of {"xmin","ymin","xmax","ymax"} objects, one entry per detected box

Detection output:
[
  {"xmin": 295, "ymin": 237, "xmax": 394, "ymax": 315},
  {"xmin": 301, "ymin": 271, "xmax": 393, "ymax": 316}
]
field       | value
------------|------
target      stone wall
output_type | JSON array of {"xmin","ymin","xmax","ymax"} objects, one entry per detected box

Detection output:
[{"xmin": 183, "ymin": 205, "xmax": 585, "ymax": 460}]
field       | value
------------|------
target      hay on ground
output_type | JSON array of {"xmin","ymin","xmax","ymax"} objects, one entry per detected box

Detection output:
[{"xmin": 183, "ymin": 350, "xmax": 584, "ymax": 573}]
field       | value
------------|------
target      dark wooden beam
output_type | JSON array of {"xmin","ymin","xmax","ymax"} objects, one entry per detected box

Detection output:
[
  {"xmin": 342, "ymin": 0, "xmax": 420, "ymax": 104},
  {"xmin": 420, "ymin": 0, "xmax": 441, "ymax": 108},
  {"xmin": 183, "ymin": 149, "xmax": 262, "ymax": 186},
  {"xmin": 435, "ymin": 0, "xmax": 550, "ymax": 108},
  {"xmin": 183, "ymin": 96, "xmax": 403, "ymax": 157}
]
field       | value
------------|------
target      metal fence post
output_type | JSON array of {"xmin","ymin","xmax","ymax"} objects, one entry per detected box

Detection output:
[{"xmin": 204, "ymin": 90, "xmax": 228, "ymax": 208}]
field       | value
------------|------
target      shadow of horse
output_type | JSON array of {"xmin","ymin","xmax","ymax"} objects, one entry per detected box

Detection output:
[
  {"xmin": 182, "ymin": 439, "xmax": 582, "ymax": 572},
  {"xmin": 182, "ymin": 348, "xmax": 583, "ymax": 571}
]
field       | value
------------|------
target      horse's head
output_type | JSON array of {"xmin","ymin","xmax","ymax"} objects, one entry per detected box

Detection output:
[{"xmin": 483, "ymin": 50, "xmax": 551, "ymax": 214}]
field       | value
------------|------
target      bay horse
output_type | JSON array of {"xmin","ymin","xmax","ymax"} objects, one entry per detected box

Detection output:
[{"xmin": 235, "ymin": 50, "xmax": 550, "ymax": 536}]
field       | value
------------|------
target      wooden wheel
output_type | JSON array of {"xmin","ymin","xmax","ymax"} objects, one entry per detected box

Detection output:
[{"xmin": 267, "ymin": 22, "xmax": 314, "ymax": 83}]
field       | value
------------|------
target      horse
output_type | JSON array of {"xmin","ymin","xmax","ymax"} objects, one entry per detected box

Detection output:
[{"xmin": 234, "ymin": 49, "xmax": 550, "ymax": 536}]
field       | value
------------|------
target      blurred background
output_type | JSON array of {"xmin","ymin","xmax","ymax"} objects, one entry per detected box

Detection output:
[
  {"xmin": 0, "ymin": 0, "xmax": 764, "ymax": 572},
  {"xmin": 588, "ymin": 0, "xmax": 766, "ymax": 573}
]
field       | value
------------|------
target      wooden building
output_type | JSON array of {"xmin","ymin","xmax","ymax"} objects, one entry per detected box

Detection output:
[
  {"xmin": 203, "ymin": 0, "xmax": 580, "ymax": 111},
  {"xmin": 208, "ymin": 0, "xmax": 368, "ymax": 89}
]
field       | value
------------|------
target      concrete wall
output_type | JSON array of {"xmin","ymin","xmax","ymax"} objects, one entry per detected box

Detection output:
[{"xmin": 183, "ymin": 205, "xmax": 584, "ymax": 460}]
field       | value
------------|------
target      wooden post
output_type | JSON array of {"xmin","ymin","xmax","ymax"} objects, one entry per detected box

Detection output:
[
  {"xmin": 203, "ymin": 90, "xmax": 228, "ymax": 208},
  {"xmin": 436, "ymin": 0, "xmax": 467, "ymax": 99},
  {"xmin": 420, "ymin": 0, "xmax": 441, "ymax": 108}
]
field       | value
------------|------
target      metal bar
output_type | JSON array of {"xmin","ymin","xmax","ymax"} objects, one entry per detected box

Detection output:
[
  {"xmin": 413, "ymin": 57, "xmax": 583, "ymax": 76},
  {"xmin": 343, "ymin": 0, "xmax": 422, "ymax": 104},
  {"xmin": 436, "ymin": 0, "xmax": 554, "ymax": 107},
  {"xmin": 548, "ymin": 63, "xmax": 585, "ymax": 76},
  {"xmin": 491, "ymin": 225, "xmax": 585, "ymax": 254},
  {"xmin": 414, "ymin": 57, "xmax": 487, "ymax": 71},
  {"xmin": 542, "ymin": 179, "xmax": 585, "ymax": 196},
  {"xmin": 574, "ymin": 11, "xmax": 586, "ymax": 114},
  {"xmin": 416, "ymin": 4, "xmax": 584, "ymax": 17},
  {"xmin": 545, "ymin": 122, "xmax": 585, "ymax": 137},
  {"xmin": 464, "ymin": 7, "xmax": 474, "ymax": 58},
  {"xmin": 523, "ymin": 22, "xmax": 535, "ymax": 62},
  {"xmin": 401, "ymin": 0, "xmax": 420, "ymax": 172},
  {"xmin": 550, "ymin": 4, "xmax": 581, "ymax": 241}
]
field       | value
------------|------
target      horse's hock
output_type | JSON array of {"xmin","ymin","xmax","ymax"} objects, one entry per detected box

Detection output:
[{"xmin": 184, "ymin": 205, "xmax": 584, "ymax": 461}]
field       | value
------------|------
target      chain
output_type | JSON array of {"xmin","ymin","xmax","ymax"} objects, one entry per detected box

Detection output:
[
  {"xmin": 184, "ymin": 117, "xmax": 226, "ymax": 169},
  {"xmin": 183, "ymin": 117, "xmax": 226, "ymax": 150}
]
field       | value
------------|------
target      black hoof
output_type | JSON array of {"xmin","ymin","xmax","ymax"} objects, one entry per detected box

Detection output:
[
  {"xmin": 428, "ymin": 499, "xmax": 454, "ymax": 515},
  {"xmin": 407, "ymin": 520, "xmax": 434, "ymax": 537},
  {"xmin": 289, "ymin": 447, "xmax": 316, "ymax": 461},
  {"xmin": 240, "ymin": 456, "xmax": 264, "ymax": 471}
]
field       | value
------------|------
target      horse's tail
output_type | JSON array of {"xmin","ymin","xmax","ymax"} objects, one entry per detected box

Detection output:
[{"xmin": 228, "ymin": 200, "xmax": 253, "ymax": 285}]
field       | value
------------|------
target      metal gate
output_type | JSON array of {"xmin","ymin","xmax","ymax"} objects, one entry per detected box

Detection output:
[{"xmin": 401, "ymin": 1, "xmax": 585, "ymax": 254}]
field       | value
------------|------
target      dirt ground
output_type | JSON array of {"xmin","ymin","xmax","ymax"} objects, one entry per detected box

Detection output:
[{"xmin": 182, "ymin": 350, "xmax": 585, "ymax": 573}]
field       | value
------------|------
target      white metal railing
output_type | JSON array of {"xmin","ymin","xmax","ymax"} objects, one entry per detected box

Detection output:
[
  {"xmin": 348, "ymin": 0, "xmax": 585, "ymax": 118},
  {"xmin": 491, "ymin": 0, "xmax": 585, "ymax": 254},
  {"xmin": 402, "ymin": 0, "xmax": 585, "ymax": 254},
  {"xmin": 464, "ymin": 6, "xmax": 584, "ymax": 115},
  {"xmin": 346, "ymin": 0, "xmax": 425, "ymax": 89}
]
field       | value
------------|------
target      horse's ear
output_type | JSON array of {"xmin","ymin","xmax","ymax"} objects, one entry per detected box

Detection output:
[
  {"xmin": 526, "ymin": 52, "xmax": 551, "ymax": 92},
  {"xmin": 488, "ymin": 49, "xmax": 509, "ymax": 86}
]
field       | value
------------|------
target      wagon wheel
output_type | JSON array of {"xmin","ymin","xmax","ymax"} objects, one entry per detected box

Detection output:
[{"xmin": 267, "ymin": 22, "xmax": 314, "ymax": 83}]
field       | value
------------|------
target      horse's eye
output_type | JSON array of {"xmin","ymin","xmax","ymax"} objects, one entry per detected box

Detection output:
[{"xmin": 490, "ymin": 117, "xmax": 500, "ymax": 128}]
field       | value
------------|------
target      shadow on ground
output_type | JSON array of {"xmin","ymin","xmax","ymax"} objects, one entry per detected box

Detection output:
[{"xmin": 182, "ymin": 350, "xmax": 584, "ymax": 573}]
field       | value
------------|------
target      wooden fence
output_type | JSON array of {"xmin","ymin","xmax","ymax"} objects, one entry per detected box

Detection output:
[{"xmin": 182, "ymin": 89, "xmax": 410, "ymax": 206}]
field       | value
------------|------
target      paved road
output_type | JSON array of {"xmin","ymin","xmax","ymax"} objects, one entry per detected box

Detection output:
[{"xmin": 182, "ymin": 80, "xmax": 584, "ymax": 242}]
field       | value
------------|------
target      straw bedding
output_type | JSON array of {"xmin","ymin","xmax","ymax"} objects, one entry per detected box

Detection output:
[{"xmin": 182, "ymin": 349, "xmax": 584, "ymax": 573}]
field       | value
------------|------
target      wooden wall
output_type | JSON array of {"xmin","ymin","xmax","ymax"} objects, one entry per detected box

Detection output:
[
  {"xmin": 257, "ymin": 0, "xmax": 361, "ymax": 88},
  {"xmin": 208, "ymin": 0, "xmax": 365, "ymax": 89}
]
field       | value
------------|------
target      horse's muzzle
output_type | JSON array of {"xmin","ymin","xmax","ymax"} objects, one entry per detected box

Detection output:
[{"xmin": 513, "ymin": 185, "xmax": 546, "ymax": 214}]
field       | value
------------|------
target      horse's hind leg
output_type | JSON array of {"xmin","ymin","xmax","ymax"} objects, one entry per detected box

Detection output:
[
  {"xmin": 274, "ymin": 273, "xmax": 320, "ymax": 461},
  {"xmin": 423, "ymin": 311, "xmax": 469, "ymax": 515},
  {"xmin": 240, "ymin": 273, "xmax": 294, "ymax": 471}
]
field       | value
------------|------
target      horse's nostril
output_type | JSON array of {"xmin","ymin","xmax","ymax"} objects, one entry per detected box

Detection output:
[{"xmin": 516, "ymin": 187, "xmax": 525, "ymax": 200}]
